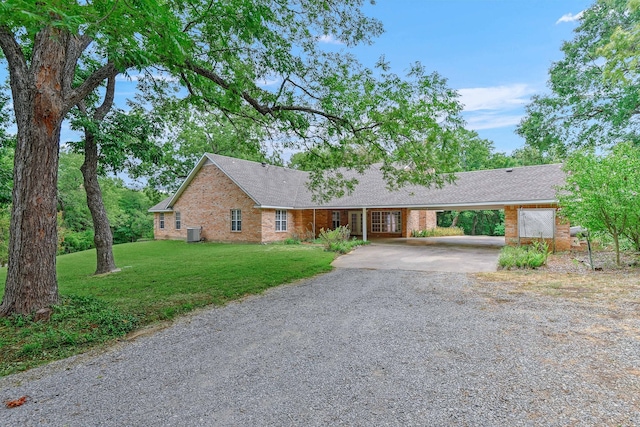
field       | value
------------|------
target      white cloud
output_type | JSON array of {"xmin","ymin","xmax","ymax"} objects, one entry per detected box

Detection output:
[
  {"xmin": 318, "ymin": 34, "xmax": 343, "ymax": 45},
  {"xmin": 458, "ymin": 84, "xmax": 536, "ymax": 112},
  {"xmin": 464, "ymin": 113, "xmax": 524, "ymax": 130},
  {"xmin": 457, "ymin": 83, "xmax": 538, "ymax": 130},
  {"xmin": 556, "ymin": 10, "xmax": 584, "ymax": 24}
]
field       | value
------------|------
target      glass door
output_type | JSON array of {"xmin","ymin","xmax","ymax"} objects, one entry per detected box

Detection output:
[{"xmin": 348, "ymin": 211, "xmax": 363, "ymax": 235}]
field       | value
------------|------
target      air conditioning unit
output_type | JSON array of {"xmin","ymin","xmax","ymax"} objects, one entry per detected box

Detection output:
[{"xmin": 187, "ymin": 227, "xmax": 202, "ymax": 243}]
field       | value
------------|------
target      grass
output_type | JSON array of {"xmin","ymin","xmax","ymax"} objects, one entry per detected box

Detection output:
[
  {"xmin": 0, "ymin": 240, "xmax": 336, "ymax": 376},
  {"xmin": 475, "ymin": 270, "xmax": 640, "ymax": 304}
]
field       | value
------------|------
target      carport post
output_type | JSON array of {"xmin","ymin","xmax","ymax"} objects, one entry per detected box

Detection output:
[{"xmin": 362, "ymin": 208, "xmax": 367, "ymax": 241}]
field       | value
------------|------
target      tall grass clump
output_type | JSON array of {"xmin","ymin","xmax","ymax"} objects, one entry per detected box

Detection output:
[
  {"xmin": 318, "ymin": 226, "xmax": 368, "ymax": 254},
  {"xmin": 499, "ymin": 241, "xmax": 549, "ymax": 269}
]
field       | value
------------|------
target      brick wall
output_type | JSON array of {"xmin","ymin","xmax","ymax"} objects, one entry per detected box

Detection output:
[
  {"xmin": 259, "ymin": 208, "xmax": 290, "ymax": 242},
  {"xmin": 504, "ymin": 204, "xmax": 570, "ymax": 252},
  {"xmin": 153, "ymin": 162, "xmax": 263, "ymax": 242},
  {"xmin": 406, "ymin": 209, "xmax": 437, "ymax": 234}
]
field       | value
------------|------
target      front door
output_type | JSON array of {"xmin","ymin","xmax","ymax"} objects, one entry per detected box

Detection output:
[{"xmin": 348, "ymin": 211, "xmax": 363, "ymax": 235}]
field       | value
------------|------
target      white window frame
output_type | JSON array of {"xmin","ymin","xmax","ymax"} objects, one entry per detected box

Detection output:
[
  {"xmin": 175, "ymin": 211, "xmax": 181, "ymax": 230},
  {"xmin": 231, "ymin": 209, "xmax": 242, "ymax": 232},
  {"xmin": 275, "ymin": 210, "xmax": 288, "ymax": 232},
  {"xmin": 159, "ymin": 213, "xmax": 165, "ymax": 229},
  {"xmin": 371, "ymin": 211, "xmax": 402, "ymax": 233},
  {"xmin": 332, "ymin": 211, "xmax": 341, "ymax": 229}
]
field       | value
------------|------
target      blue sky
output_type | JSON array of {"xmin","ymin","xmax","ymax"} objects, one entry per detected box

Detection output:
[
  {"xmin": 344, "ymin": 0, "xmax": 592, "ymax": 153},
  {"xmin": 3, "ymin": 1, "xmax": 592, "ymax": 156}
]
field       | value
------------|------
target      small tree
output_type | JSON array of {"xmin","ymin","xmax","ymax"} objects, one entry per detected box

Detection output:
[{"xmin": 559, "ymin": 142, "xmax": 640, "ymax": 265}]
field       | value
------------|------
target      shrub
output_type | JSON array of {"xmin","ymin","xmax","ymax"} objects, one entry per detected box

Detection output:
[
  {"xmin": 410, "ymin": 226, "xmax": 465, "ymax": 238},
  {"xmin": 58, "ymin": 229, "xmax": 94, "ymax": 254},
  {"xmin": 318, "ymin": 226, "xmax": 351, "ymax": 249},
  {"xmin": 498, "ymin": 241, "xmax": 549, "ymax": 270},
  {"xmin": 284, "ymin": 237, "xmax": 301, "ymax": 245},
  {"xmin": 318, "ymin": 226, "xmax": 369, "ymax": 253}
]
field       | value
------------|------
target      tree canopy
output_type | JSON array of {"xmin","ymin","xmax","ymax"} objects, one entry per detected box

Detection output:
[
  {"xmin": 0, "ymin": 0, "xmax": 467, "ymax": 315},
  {"xmin": 559, "ymin": 142, "xmax": 640, "ymax": 265},
  {"xmin": 518, "ymin": 0, "xmax": 640, "ymax": 153}
]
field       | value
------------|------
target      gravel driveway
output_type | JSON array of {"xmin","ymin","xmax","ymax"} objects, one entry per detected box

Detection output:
[{"xmin": 2, "ymin": 267, "xmax": 639, "ymax": 426}]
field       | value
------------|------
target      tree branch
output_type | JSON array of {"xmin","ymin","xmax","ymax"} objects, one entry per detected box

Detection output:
[
  {"xmin": 185, "ymin": 62, "xmax": 349, "ymax": 127},
  {"xmin": 183, "ymin": 0, "xmax": 215, "ymax": 32},
  {"xmin": 94, "ymin": 72, "xmax": 118, "ymax": 121},
  {"xmin": 63, "ymin": 34, "xmax": 93, "ymax": 94},
  {"xmin": 0, "ymin": 26, "xmax": 30, "ymax": 93},
  {"xmin": 65, "ymin": 62, "xmax": 119, "ymax": 112}
]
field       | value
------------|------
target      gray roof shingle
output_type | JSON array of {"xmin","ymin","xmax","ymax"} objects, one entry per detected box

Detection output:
[{"xmin": 148, "ymin": 196, "xmax": 172, "ymax": 212}]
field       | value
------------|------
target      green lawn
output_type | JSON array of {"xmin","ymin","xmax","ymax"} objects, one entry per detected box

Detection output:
[{"xmin": 0, "ymin": 240, "xmax": 336, "ymax": 376}]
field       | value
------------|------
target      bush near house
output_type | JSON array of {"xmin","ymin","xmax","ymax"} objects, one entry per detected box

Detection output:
[
  {"xmin": 498, "ymin": 241, "xmax": 549, "ymax": 270},
  {"xmin": 411, "ymin": 226, "xmax": 465, "ymax": 237},
  {"xmin": 318, "ymin": 226, "xmax": 369, "ymax": 254}
]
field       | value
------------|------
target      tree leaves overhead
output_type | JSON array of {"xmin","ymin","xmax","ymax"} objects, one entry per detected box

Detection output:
[
  {"xmin": 518, "ymin": 0, "xmax": 640, "ymax": 153},
  {"xmin": 2, "ymin": 0, "xmax": 465, "ymax": 198}
]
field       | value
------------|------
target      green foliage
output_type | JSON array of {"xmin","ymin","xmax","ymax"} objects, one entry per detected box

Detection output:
[
  {"xmin": 317, "ymin": 226, "xmax": 368, "ymax": 253},
  {"xmin": 318, "ymin": 226, "xmax": 351, "ymax": 248},
  {"xmin": 58, "ymin": 229, "xmax": 94, "ymax": 255},
  {"xmin": 0, "ymin": 240, "xmax": 335, "ymax": 375},
  {"xmin": 283, "ymin": 237, "xmax": 301, "ymax": 245},
  {"xmin": 437, "ymin": 210, "xmax": 505, "ymax": 236},
  {"xmin": 0, "ymin": 88, "xmax": 14, "ymax": 207},
  {"xmin": 328, "ymin": 239, "xmax": 369, "ymax": 254},
  {"xmin": 518, "ymin": 0, "xmax": 640, "ymax": 153},
  {"xmin": 55, "ymin": 151, "xmax": 155, "ymax": 253},
  {"xmin": 558, "ymin": 142, "xmax": 640, "ymax": 265},
  {"xmin": 132, "ymin": 108, "xmax": 273, "ymax": 192},
  {"xmin": 498, "ymin": 241, "xmax": 549, "ymax": 270},
  {"xmin": 410, "ymin": 226, "xmax": 465, "ymax": 237}
]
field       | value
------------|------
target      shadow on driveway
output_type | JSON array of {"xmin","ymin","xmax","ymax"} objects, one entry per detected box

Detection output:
[{"xmin": 332, "ymin": 236, "xmax": 503, "ymax": 273}]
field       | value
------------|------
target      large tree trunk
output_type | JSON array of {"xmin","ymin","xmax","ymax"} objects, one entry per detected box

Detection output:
[
  {"xmin": 81, "ymin": 133, "xmax": 118, "ymax": 274},
  {"xmin": 78, "ymin": 73, "xmax": 118, "ymax": 275},
  {"xmin": 0, "ymin": 28, "xmax": 67, "ymax": 315},
  {"xmin": 0, "ymin": 24, "xmax": 116, "ymax": 316}
]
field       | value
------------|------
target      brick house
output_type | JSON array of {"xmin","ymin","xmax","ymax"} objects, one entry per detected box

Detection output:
[{"xmin": 149, "ymin": 154, "xmax": 570, "ymax": 250}]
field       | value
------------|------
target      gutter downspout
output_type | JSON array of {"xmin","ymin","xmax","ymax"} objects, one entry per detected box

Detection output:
[{"xmin": 313, "ymin": 209, "xmax": 316, "ymax": 237}]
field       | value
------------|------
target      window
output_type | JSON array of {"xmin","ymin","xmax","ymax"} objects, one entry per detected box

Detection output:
[
  {"xmin": 371, "ymin": 211, "xmax": 401, "ymax": 233},
  {"xmin": 159, "ymin": 213, "xmax": 165, "ymax": 229},
  {"xmin": 175, "ymin": 211, "xmax": 181, "ymax": 230},
  {"xmin": 275, "ymin": 210, "xmax": 287, "ymax": 231},
  {"xmin": 332, "ymin": 211, "xmax": 341, "ymax": 229},
  {"xmin": 231, "ymin": 209, "xmax": 242, "ymax": 232}
]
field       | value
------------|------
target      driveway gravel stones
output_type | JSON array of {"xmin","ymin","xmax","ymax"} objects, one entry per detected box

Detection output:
[{"xmin": 1, "ymin": 268, "xmax": 639, "ymax": 426}]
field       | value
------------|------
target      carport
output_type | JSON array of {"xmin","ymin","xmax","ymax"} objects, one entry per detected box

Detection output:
[
  {"xmin": 332, "ymin": 235, "xmax": 503, "ymax": 273},
  {"xmin": 311, "ymin": 163, "xmax": 570, "ymax": 252}
]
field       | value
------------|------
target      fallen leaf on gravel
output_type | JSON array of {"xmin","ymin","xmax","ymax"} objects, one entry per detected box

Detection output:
[{"xmin": 5, "ymin": 395, "xmax": 28, "ymax": 408}]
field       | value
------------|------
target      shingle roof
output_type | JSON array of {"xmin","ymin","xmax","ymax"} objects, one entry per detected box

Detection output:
[
  {"xmin": 149, "ymin": 153, "xmax": 566, "ymax": 212},
  {"xmin": 206, "ymin": 154, "xmax": 308, "ymax": 208},
  {"xmin": 148, "ymin": 196, "xmax": 172, "ymax": 212},
  {"xmin": 301, "ymin": 163, "xmax": 565, "ymax": 209}
]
